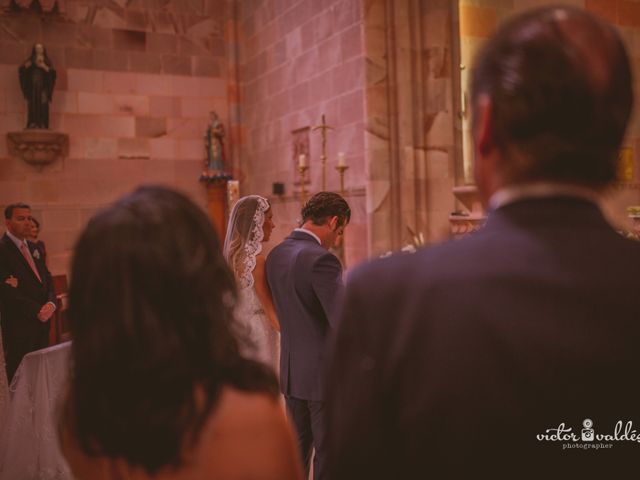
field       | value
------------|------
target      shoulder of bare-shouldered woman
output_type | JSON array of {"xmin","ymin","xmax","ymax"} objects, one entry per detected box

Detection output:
[
  {"xmin": 189, "ymin": 387, "xmax": 303, "ymax": 480},
  {"xmin": 60, "ymin": 387, "xmax": 302, "ymax": 480}
]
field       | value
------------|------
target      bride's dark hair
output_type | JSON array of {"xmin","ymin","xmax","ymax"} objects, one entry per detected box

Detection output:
[{"xmin": 65, "ymin": 185, "xmax": 277, "ymax": 474}]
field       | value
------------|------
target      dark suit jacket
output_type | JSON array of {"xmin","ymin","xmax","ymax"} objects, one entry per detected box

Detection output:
[
  {"xmin": 266, "ymin": 230, "xmax": 343, "ymax": 401},
  {"xmin": 0, "ymin": 233, "xmax": 56, "ymax": 380},
  {"xmin": 327, "ymin": 197, "xmax": 640, "ymax": 477}
]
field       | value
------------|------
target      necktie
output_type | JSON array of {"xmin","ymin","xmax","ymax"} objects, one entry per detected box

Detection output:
[{"xmin": 20, "ymin": 242, "xmax": 42, "ymax": 283}]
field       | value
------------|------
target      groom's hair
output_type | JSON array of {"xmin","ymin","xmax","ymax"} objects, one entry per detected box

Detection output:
[{"xmin": 302, "ymin": 191, "xmax": 351, "ymax": 227}]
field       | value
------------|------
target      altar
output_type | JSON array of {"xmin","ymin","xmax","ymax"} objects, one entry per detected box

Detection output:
[{"xmin": 0, "ymin": 342, "xmax": 73, "ymax": 480}]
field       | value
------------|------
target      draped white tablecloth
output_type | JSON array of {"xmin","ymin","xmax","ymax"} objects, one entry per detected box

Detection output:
[
  {"xmin": 0, "ymin": 341, "xmax": 73, "ymax": 480},
  {"xmin": 0, "ymin": 327, "xmax": 9, "ymax": 434}
]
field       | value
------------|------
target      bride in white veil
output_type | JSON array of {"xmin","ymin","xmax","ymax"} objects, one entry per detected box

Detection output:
[{"xmin": 224, "ymin": 195, "xmax": 280, "ymax": 373}]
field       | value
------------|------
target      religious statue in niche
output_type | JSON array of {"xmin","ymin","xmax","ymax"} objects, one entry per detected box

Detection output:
[
  {"xmin": 205, "ymin": 111, "xmax": 225, "ymax": 172},
  {"xmin": 19, "ymin": 43, "xmax": 56, "ymax": 129}
]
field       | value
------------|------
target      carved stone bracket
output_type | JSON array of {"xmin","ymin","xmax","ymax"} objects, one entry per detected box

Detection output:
[{"xmin": 6, "ymin": 130, "xmax": 69, "ymax": 168}]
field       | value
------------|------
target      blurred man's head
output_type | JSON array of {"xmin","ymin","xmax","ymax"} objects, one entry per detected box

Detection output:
[
  {"xmin": 5, "ymin": 203, "xmax": 32, "ymax": 241},
  {"xmin": 470, "ymin": 6, "xmax": 633, "ymax": 203}
]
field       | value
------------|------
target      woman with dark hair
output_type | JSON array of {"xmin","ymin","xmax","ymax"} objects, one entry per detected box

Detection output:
[
  {"xmin": 29, "ymin": 217, "xmax": 47, "ymax": 264},
  {"xmin": 19, "ymin": 43, "xmax": 56, "ymax": 129},
  {"xmin": 59, "ymin": 186, "xmax": 302, "ymax": 480}
]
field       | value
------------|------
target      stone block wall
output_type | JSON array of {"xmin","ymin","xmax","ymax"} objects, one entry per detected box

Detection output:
[
  {"xmin": 237, "ymin": 0, "xmax": 368, "ymax": 267},
  {"xmin": 0, "ymin": 0, "xmax": 233, "ymax": 275}
]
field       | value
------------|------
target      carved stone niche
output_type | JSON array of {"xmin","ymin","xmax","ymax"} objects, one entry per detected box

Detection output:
[{"xmin": 6, "ymin": 130, "xmax": 69, "ymax": 168}]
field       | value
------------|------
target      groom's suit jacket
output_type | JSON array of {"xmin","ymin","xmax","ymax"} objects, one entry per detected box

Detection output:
[
  {"xmin": 0, "ymin": 233, "xmax": 56, "ymax": 380},
  {"xmin": 266, "ymin": 230, "xmax": 343, "ymax": 401},
  {"xmin": 326, "ymin": 197, "xmax": 640, "ymax": 478}
]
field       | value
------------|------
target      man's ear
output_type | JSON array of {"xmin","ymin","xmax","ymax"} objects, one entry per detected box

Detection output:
[
  {"xmin": 474, "ymin": 94, "xmax": 494, "ymax": 156},
  {"xmin": 328, "ymin": 216, "xmax": 339, "ymax": 231},
  {"xmin": 473, "ymin": 95, "xmax": 500, "ymax": 205}
]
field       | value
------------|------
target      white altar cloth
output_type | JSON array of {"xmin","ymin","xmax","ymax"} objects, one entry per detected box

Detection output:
[{"xmin": 0, "ymin": 342, "xmax": 73, "ymax": 480}]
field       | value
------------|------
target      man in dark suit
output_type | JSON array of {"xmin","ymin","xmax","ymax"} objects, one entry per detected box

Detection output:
[
  {"xmin": 327, "ymin": 6, "xmax": 640, "ymax": 477},
  {"xmin": 0, "ymin": 203, "xmax": 56, "ymax": 382},
  {"xmin": 266, "ymin": 191, "xmax": 350, "ymax": 480}
]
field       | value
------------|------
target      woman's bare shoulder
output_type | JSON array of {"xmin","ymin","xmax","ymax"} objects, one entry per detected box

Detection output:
[
  {"xmin": 60, "ymin": 387, "xmax": 302, "ymax": 480},
  {"xmin": 195, "ymin": 387, "xmax": 303, "ymax": 480}
]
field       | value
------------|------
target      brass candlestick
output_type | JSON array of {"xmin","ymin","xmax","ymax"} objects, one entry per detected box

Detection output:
[
  {"xmin": 298, "ymin": 164, "xmax": 309, "ymax": 206},
  {"xmin": 333, "ymin": 163, "xmax": 349, "ymax": 269},
  {"xmin": 312, "ymin": 114, "xmax": 334, "ymax": 191},
  {"xmin": 335, "ymin": 165, "xmax": 349, "ymax": 194}
]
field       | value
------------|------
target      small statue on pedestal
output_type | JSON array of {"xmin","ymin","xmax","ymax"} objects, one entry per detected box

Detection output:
[
  {"xmin": 6, "ymin": 42, "xmax": 67, "ymax": 167},
  {"xmin": 19, "ymin": 43, "xmax": 56, "ymax": 129},
  {"xmin": 199, "ymin": 111, "xmax": 232, "ymax": 184},
  {"xmin": 205, "ymin": 111, "xmax": 225, "ymax": 172}
]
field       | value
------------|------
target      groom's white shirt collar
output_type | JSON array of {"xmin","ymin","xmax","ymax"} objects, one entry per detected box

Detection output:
[{"xmin": 294, "ymin": 228, "xmax": 321, "ymax": 245}]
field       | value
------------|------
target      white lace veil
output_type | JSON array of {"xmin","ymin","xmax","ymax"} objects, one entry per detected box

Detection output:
[{"xmin": 223, "ymin": 195, "xmax": 270, "ymax": 289}]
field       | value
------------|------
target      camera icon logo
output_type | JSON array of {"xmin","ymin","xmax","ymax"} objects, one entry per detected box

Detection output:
[{"xmin": 581, "ymin": 418, "xmax": 594, "ymax": 442}]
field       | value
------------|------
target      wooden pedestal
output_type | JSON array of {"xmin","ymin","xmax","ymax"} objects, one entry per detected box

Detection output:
[{"xmin": 206, "ymin": 181, "xmax": 228, "ymax": 240}]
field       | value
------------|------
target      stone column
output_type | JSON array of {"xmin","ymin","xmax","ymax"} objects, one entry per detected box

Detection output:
[{"xmin": 363, "ymin": 0, "xmax": 458, "ymax": 254}]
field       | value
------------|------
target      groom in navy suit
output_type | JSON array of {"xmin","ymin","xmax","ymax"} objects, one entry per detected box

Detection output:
[
  {"xmin": 327, "ymin": 6, "xmax": 640, "ymax": 477},
  {"xmin": 266, "ymin": 191, "xmax": 350, "ymax": 480},
  {"xmin": 0, "ymin": 203, "xmax": 56, "ymax": 382}
]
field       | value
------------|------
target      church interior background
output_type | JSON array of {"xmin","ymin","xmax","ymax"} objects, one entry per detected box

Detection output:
[{"xmin": 0, "ymin": 0, "xmax": 639, "ymax": 278}]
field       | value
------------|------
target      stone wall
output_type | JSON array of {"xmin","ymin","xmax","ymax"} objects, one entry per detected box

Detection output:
[
  {"xmin": 238, "ymin": 0, "xmax": 459, "ymax": 262},
  {"xmin": 364, "ymin": 0, "xmax": 457, "ymax": 255},
  {"xmin": 5, "ymin": 0, "xmax": 634, "ymax": 276},
  {"xmin": 237, "ymin": 0, "xmax": 368, "ymax": 267},
  {"xmin": 0, "ymin": 0, "xmax": 233, "ymax": 275}
]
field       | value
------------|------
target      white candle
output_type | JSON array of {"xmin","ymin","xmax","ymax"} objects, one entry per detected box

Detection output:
[
  {"xmin": 337, "ymin": 152, "xmax": 346, "ymax": 167},
  {"xmin": 298, "ymin": 154, "xmax": 306, "ymax": 167}
]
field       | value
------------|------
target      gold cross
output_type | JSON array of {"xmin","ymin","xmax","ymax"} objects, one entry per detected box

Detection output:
[{"xmin": 312, "ymin": 114, "xmax": 334, "ymax": 190}]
